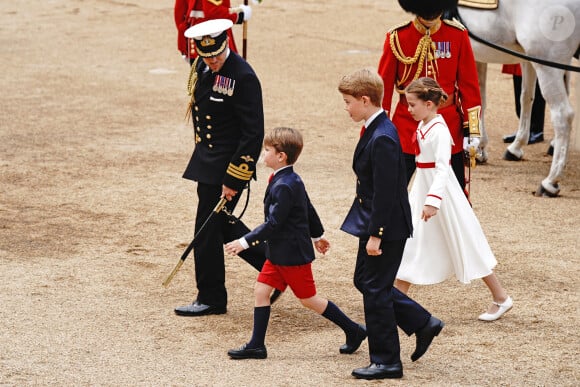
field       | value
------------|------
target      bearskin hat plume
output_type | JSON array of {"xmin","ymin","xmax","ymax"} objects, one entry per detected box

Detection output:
[{"xmin": 398, "ymin": 0, "xmax": 459, "ymax": 20}]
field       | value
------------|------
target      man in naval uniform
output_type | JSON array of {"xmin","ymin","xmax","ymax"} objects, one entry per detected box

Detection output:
[{"xmin": 175, "ymin": 19, "xmax": 266, "ymax": 317}]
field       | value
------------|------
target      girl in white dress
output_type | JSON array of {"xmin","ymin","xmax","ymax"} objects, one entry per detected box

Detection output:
[{"xmin": 395, "ymin": 77, "xmax": 513, "ymax": 321}]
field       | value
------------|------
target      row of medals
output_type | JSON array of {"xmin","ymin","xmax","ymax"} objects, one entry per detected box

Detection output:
[
  {"xmin": 213, "ymin": 75, "xmax": 235, "ymax": 96},
  {"xmin": 434, "ymin": 42, "xmax": 452, "ymax": 59}
]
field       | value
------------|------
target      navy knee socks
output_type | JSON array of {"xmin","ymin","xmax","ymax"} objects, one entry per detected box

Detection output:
[{"xmin": 247, "ymin": 306, "xmax": 270, "ymax": 349}]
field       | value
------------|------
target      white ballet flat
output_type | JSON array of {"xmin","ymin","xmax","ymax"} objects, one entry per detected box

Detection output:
[{"xmin": 478, "ymin": 296, "xmax": 513, "ymax": 321}]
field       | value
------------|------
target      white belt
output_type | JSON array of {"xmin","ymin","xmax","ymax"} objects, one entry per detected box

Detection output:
[{"xmin": 189, "ymin": 10, "xmax": 205, "ymax": 18}]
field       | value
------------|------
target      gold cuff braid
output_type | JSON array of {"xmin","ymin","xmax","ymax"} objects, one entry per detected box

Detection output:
[{"xmin": 467, "ymin": 106, "xmax": 481, "ymax": 136}]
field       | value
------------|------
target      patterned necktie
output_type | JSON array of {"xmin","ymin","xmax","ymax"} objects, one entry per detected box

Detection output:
[{"xmin": 360, "ymin": 125, "xmax": 366, "ymax": 138}]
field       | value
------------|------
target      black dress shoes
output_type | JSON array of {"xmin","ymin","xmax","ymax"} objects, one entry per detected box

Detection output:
[
  {"xmin": 340, "ymin": 324, "xmax": 367, "ymax": 354},
  {"xmin": 174, "ymin": 301, "xmax": 226, "ymax": 317},
  {"xmin": 502, "ymin": 132, "xmax": 544, "ymax": 144},
  {"xmin": 411, "ymin": 315, "xmax": 444, "ymax": 362},
  {"xmin": 502, "ymin": 133, "xmax": 516, "ymax": 143},
  {"xmin": 528, "ymin": 132, "xmax": 544, "ymax": 144},
  {"xmin": 227, "ymin": 343, "xmax": 267, "ymax": 360},
  {"xmin": 352, "ymin": 362, "xmax": 403, "ymax": 380}
]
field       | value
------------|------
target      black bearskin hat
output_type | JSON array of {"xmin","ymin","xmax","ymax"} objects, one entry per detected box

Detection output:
[{"xmin": 398, "ymin": 0, "xmax": 459, "ymax": 20}]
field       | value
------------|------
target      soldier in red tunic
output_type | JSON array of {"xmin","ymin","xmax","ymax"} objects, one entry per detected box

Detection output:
[
  {"xmin": 174, "ymin": 0, "xmax": 251, "ymax": 63},
  {"xmin": 378, "ymin": 0, "xmax": 482, "ymax": 191}
]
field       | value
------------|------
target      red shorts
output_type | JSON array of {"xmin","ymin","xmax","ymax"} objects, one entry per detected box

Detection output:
[{"xmin": 257, "ymin": 259, "xmax": 317, "ymax": 299}]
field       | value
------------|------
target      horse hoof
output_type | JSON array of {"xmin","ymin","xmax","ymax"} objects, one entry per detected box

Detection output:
[
  {"xmin": 547, "ymin": 145, "xmax": 554, "ymax": 156},
  {"xmin": 503, "ymin": 149, "xmax": 522, "ymax": 161},
  {"xmin": 533, "ymin": 183, "xmax": 560, "ymax": 198},
  {"xmin": 476, "ymin": 149, "xmax": 488, "ymax": 164}
]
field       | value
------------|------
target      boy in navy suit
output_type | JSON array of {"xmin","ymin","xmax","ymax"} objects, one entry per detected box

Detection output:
[
  {"xmin": 225, "ymin": 127, "xmax": 367, "ymax": 360},
  {"xmin": 338, "ymin": 69, "xmax": 444, "ymax": 380}
]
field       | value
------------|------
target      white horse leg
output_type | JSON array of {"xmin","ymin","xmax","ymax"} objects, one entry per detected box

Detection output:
[
  {"xmin": 505, "ymin": 62, "xmax": 535, "ymax": 160},
  {"xmin": 476, "ymin": 62, "xmax": 489, "ymax": 163},
  {"xmin": 533, "ymin": 66, "xmax": 574, "ymax": 197}
]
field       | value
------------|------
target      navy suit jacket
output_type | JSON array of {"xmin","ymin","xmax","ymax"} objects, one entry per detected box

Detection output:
[
  {"xmin": 244, "ymin": 166, "xmax": 324, "ymax": 266},
  {"xmin": 341, "ymin": 111, "xmax": 413, "ymax": 241}
]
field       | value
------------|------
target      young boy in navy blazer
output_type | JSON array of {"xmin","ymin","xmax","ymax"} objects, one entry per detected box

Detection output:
[
  {"xmin": 338, "ymin": 69, "xmax": 444, "ymax": 380},
  {"xmin": 225, "ymin": 127, "xmax": 366, "ymax": 360}
]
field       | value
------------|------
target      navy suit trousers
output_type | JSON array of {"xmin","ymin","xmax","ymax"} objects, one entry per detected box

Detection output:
[{"xmin": 354, "ymin": 238, "xmax": 430, "ymax": 365}]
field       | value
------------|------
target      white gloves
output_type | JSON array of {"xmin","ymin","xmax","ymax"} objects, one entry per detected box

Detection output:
[
  {"xmin": 463, "ymin": 137, "xmax": 480, "ymax": 154},
  {"xmin": 239, "ymin": 4, "xmax": 252, "ymax": 21}
]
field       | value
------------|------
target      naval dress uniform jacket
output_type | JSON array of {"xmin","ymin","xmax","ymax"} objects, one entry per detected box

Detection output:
[
  {"xmin": 341, "ymin": 111, "xmax": 431, "ymax": 365},
  {"xmin": 182, "ymin": 50, "xmax": 265, "ymax": 308},
  {"xmin": 243, "ymin": 166, "xmax": 324, "ymax": 266},
  {"xmin": 378, "ymin": 18, "xmax": 482, "ymax": 188}
]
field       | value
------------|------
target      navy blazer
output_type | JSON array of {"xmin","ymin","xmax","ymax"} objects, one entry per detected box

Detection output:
[
  {"xmin": 341, "ymin": 111, "xmax": 413, "ymax": 241},
  {"xmin": 183, "ymin": 51, "xmax": 264, "ymax": 191},
  {"xmin": 244, "ymin": 166, "xmax": 324, "ymax": 266}
]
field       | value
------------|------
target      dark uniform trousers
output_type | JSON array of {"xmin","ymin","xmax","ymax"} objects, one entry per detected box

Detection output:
[
  {"xmin": 354, "ymin": 238, "xmax": 430, "ymax": 365},
  {"xmin": 193, "ymin": 182, "xmax": 265, "ymax": 307}
]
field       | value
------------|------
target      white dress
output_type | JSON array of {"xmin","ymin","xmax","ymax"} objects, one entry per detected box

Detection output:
[{"xmin": 397, "ymin": 115, "xmax": 497, "ymax": 284}]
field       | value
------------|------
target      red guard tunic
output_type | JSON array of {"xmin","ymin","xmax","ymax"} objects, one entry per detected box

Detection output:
[
  {"xmin": 174, "ymin": 0, "xmax": 240, "ymax": 59},
  {"xmin": 378, "ymin": 18, "xmax": 482, "ymax": 156}
]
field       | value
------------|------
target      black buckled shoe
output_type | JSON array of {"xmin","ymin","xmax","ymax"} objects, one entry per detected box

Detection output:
[
  {"xmin": 411, "ymin": 316, "xmax": 444, "ymax": 362},
  {"xmin": 174, "ymin": 301, "xmax": 226, "ymax": 317},
  {"xmin": 340, "ymin": 324, "xmax": 367, "ymax": 354},
  {"xmin": 227, "ymin": 343, "xmax": 267, "ymax": 360}
]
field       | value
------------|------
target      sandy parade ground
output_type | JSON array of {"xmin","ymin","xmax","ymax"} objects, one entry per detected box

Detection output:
[{"xmin": 1, "ymin": 0, "xmax": 579, "ymax": 385}]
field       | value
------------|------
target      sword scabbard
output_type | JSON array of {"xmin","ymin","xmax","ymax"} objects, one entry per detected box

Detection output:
[
  {"xmin": 162, "ymin": 259, "xmax": 184, "ymax": 288},
  {"xmin": 162, "ymin": 197, "xmax": 227, "ymax": 287}
]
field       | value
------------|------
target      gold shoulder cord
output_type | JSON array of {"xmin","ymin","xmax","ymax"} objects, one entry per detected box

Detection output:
[
  {"xmin": 185, "ymin": 57, "xmax": 199, "ymax": 122},
  {"xmin": 389, "ymin": 29, "xmax": 436, "ymax": 93}
]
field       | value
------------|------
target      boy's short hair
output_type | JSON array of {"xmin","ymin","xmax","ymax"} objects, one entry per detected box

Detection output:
[
  {"xmin": 264, "ymin": 127, "xmax": 303, "ymax": 165},
  {"xmin": 338, "ymin": 68, "xmax": 384, "ymax": 107}
]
